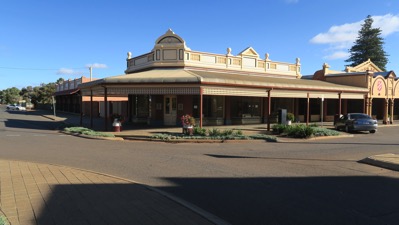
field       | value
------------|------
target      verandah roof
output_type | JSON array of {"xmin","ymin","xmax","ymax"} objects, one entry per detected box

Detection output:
[{"xmin": 78, "ymin": 68, "xmax": 368, "ymax": 99}]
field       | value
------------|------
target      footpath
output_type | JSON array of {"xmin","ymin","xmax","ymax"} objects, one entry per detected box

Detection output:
[{"xmin": 0, "ymin": 160, "xmax": 220, "ymax": 225}]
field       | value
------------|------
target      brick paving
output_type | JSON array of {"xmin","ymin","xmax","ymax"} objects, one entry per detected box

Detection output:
[{"xmin": 0, "ymin": 160, "xmax": 216, "ymax": 225}]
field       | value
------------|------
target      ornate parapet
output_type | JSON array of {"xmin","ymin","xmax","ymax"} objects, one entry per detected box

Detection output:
[
  {"xmin": 125, "ymin": 29, "xmax": 301, "ymax": 78},
  {"xmin": 55, "ymin": 77, "xmax": 85, "ymax": 92}
]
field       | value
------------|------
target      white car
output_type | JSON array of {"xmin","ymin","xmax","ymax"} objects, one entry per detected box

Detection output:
[{"xmin": 6, "ymin": 104, "xmax": 26, "ymax": 111}]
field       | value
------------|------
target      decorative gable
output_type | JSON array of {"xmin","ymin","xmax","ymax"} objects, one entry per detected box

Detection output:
[
  {"xmin": 153, "ymin": 29, "xmax": 190, "ymax": 51},
  {"xmin": 346, "ymin": 59, "xmax": 383, "ymax": 72},
  {"xmin": 238, "ymin": 47, "xmax": 260, "ymax": 58}
]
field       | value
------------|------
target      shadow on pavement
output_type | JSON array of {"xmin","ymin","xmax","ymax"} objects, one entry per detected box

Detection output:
[
  {"xmin": 35, "ymin": 183, "xmax": 212, "ymax": 225},
  {"xmin": 159, "ymin": 176, "xmax": 399, "ymax": 225}
]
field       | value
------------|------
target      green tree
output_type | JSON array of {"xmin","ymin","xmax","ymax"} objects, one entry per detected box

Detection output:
[
  {"xmin": 31, "ymin": 82, "xmax": 56, "ymax": 105},
  {"xmin": 345, "ymin": 15, "xmax": 389, "ymax": 71},
  {"xmin": 20, "ymin": 86, "xmax": 34, "ymax": 102},
  {"xmin": 0, "ymin": 90, "xmax": 3, "ymax": 104},
  {"xmin": 3, "ymin": 87, "xmax": 21, "ymax": 104},
  {"xmin": 56, "ymin": 78, "xmax": 65, "ymax": 84}
]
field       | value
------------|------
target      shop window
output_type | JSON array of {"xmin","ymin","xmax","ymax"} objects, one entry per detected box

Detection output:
[
  {"xmin": 231, "ymin": 97, "xmax": 261, "ymax": 118},
  {"xmin": 203, "ymin": 96, "xmax": 224, "ymax": 118}
]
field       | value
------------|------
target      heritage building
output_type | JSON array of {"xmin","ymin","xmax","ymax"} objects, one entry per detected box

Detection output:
[
  {"xmin": 55, "ymin": 76, "xmax": 128, "ymax": 122},
  {"xmin": 312, "ymin": 59, "xmax": 398, "ymax": 124},
  {"xmin": 77, "ymin": 29, "xmax": 376, "ymax": 130}
]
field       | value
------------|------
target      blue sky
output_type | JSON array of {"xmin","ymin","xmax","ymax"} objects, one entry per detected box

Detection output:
[{"xmin": 1, "ymin": 0, "xmax": 399, "ymax": 90}]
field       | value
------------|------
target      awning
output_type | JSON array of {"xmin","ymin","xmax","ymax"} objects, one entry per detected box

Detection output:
[
  {"xmin": 78, "ymin": 68, "xmax": 368, "ymax": 98},
  {"xmin": 54, "ymin": 88, "xmax": 80, "ymax": 96}
]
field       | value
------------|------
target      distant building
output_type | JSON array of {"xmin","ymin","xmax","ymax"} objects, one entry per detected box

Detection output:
[{"xmin": 54, "ymin": 76, "xmax": 127, "ymax": 120}]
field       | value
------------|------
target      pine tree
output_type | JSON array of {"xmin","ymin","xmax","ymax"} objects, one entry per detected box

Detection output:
[{"xmin": 345, "ymin": 15, "xmax": 389, "ymax": 71}]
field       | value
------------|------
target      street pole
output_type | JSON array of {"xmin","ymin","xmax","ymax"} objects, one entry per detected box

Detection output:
[
  {"xmin": 321, "ymin": 95, "xmax": 324, "ymax": 127},
  {"xmin": 89, "ymin": 66, "xmax": 93, "ymax": 81},
  {"xmin": 52, "ymin": 96, "xmax": 56, "ymax": 117}
]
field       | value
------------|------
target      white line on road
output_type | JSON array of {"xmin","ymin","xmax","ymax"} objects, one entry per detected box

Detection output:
[{"xmin": 6, "ymin": 134, "xmax": 21, "ymax": 136}]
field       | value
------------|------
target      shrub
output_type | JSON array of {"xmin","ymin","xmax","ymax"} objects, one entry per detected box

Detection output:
[
  {"xmin": 286, "ymin": 124, "xmax": 313, "ymax": 138},
  {"xmin": 249, "ymin": 134, "xmax": 277, "ymax": 142},
  {"xmin": 234, "ymin": 129, "xmax": 243, "ymax": 135},
  {"xmin": 64, "ymin": 127, "xmax": 115, "ymax": 138},
  {"xmin": 208, "ymin": 128, "xmax": 222, "ymax": 136},
  {"xmin": 64, "ymin": 127, "xmax": 92, "ymax": 133},
  {"xmin": 193, "ymin": 126, "xmax": 207, "ymax": 136},
  {"xmin": 286, "ymin": 113, "xmax": 295, "ymax": 121},
  {"xmin": 272, "ymin": 124, "xmax": 288, "ymax": 134},
  {"xmin": 222, "ymin": 129, "xmax": 234, "ymax": 136},
  {"xmin": 311, "ymin": 127, "xmax": 340, "ymax": 137}
]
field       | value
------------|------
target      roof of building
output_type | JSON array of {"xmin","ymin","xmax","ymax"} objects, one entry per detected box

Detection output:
[{"xmin": 79, "ymin": 68, "xmax": 368, "ymax": 94}]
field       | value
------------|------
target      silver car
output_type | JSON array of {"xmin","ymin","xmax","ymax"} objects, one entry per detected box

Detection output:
[
  {"xmin": 334, "ymin": 113, "xmax": 377, "ymax": 133},
  {"xmin": 6, "ymin": 104, "xmax": 26, "ymax": 111}
]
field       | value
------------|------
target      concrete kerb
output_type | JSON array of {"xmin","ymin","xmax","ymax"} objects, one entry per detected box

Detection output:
[
  {"xmin": 61, "ymin": 131, "xmax": 125, "ymax": 141},
  {"xmin": 359, "ymin": 153, "xmax": 399, "ymax": 171}
]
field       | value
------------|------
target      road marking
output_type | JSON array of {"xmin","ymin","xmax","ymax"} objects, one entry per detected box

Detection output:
[
  {"xmin": 6, "ymin": 134, "xmax": 20, "ymax": 137},
  {"xmin": 33, "ymin": 134, "xmax": 47, "ymax": 137}
]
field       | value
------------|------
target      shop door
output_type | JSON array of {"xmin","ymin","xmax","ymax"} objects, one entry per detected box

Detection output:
[{"xmin": 164, "ymin": 95, "xmax": 177, "ymax": 125}]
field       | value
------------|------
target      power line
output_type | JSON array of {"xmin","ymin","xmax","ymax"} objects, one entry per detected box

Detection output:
[{"xmin": 0, "ymin": 66, "xmax": 86, "ymax": 71}]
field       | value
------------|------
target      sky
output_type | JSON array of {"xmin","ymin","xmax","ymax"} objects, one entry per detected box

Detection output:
[{"xmin": 1, "ymin": 0, "xmax": 399, "ymax": 90}]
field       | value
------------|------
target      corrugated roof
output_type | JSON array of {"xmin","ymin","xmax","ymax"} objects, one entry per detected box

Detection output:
[
  {"xmin": 78, "ymin": 69, "xmax": 201, "ymax": 88},
  {"xmin": 190, "ymin": 70, "xmax": 367, "ymax": 93},
  {"xmin": 78, "ymin": 68, "xmax": 368, "ymax": 93}
]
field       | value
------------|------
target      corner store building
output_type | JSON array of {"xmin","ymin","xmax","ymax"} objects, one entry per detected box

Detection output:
[{"xmin": 77, "ymin": 29, "xmax": 395, "ymax": 130}]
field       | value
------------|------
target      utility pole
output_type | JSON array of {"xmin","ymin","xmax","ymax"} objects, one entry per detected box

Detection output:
[{"xmin": 89, "ymin": 66, "xmax": 93, "ymax": 81}]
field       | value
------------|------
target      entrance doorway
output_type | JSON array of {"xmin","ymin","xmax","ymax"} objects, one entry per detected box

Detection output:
[{"xmin": 164, "ymin": 95, "xmax": 177, "ymax": 125}]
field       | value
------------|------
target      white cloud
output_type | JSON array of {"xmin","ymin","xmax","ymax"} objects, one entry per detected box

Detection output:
[
  {"xmin": 310, "ymin": 14, "xmax": 399, "ymax": 60},
  {"xmin": 85, "ymin": 63, "xmax": 108, "ymax": 69},
  {"xmin": 323, "ymin": 51, "xmax": 350, "ymax": 60},
  {"xmin": 284, "ymin": 0, "xmax": 299, "ymax": 4},
  {"xmin": 373, "ymin": 14, "xmax": 399, "ymax": 36},
  {"xmin": 310, "ymin": 22, "xmax": 361, "ymax": 44},
  {"xmin": 56, "ymin": 68, "xmax": 84, "ymax": 75}
]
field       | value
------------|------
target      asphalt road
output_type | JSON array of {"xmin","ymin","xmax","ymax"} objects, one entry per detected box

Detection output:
[{"xmin": 1, "ymin": 105, "xmax": 399, "ymax": 225}]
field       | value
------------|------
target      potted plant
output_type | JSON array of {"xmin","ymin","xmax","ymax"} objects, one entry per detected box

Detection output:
[
  {"xmin": 111, "ymin": 113, "xmax": 124, "ymax": 132},
  {"xmin": 181, "ymin": 114, "xmax": 196, "ymax": 135},
  {"xmin": 286, "ymin": 113, "xmax": 295, "ymax": 125}
]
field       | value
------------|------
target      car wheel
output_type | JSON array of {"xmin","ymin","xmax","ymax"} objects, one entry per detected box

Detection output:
[{"xmin": 370, "ymin": 130, "xmax": 376, "ymax": 134}]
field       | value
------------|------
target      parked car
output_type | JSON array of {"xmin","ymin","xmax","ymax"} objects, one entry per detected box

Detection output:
[
  {"xmin": 6, "ymin": 104, "xmax": 26, "ymax": 111},
  {"xmin": 334, "ymin": 113, "xmax": 377, "ymax": 133}
]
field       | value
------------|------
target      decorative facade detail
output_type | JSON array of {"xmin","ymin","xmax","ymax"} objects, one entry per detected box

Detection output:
[{"xmin": 125, "ymin": 29, "xmax": 301, "ymax": 78}]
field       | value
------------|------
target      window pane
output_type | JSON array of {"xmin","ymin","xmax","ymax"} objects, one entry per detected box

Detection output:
[
  {"xmin": 172, "ymin": 98, "xmax": 177, "ymax": 111},
  {"xmin": 165, "ymin": 98, "xmax": 170, "ymax": 114}
]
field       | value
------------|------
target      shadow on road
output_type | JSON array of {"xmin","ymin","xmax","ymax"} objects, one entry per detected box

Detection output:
[
  {"xmin": 35, "ymin": 183, "xmax": 211, "ymax": 225},
  {"xmin": 205, "ymin": 154, "xmax": 357, "ymax": 162},
  {"xmin": 4, "ymin": 119, "xmax": 64, "ymax": 130},
  {"xmin": 160, "ymin": 176, "xmax": 399, "ymax": 225}
]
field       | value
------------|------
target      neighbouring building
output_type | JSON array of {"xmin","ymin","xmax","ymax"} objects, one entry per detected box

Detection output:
[
  {"xmin": 311, "ymin": 59, "xmax": 398, "ymax": 124},
  {"xmin": 54, "ymin": 76, "xmax": 128, "ymax": 122}
]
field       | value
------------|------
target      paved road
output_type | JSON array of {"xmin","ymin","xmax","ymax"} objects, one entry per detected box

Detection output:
[{"xmin": 1, "ymin": 106, "xmax": 399, "ymax": 224}]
